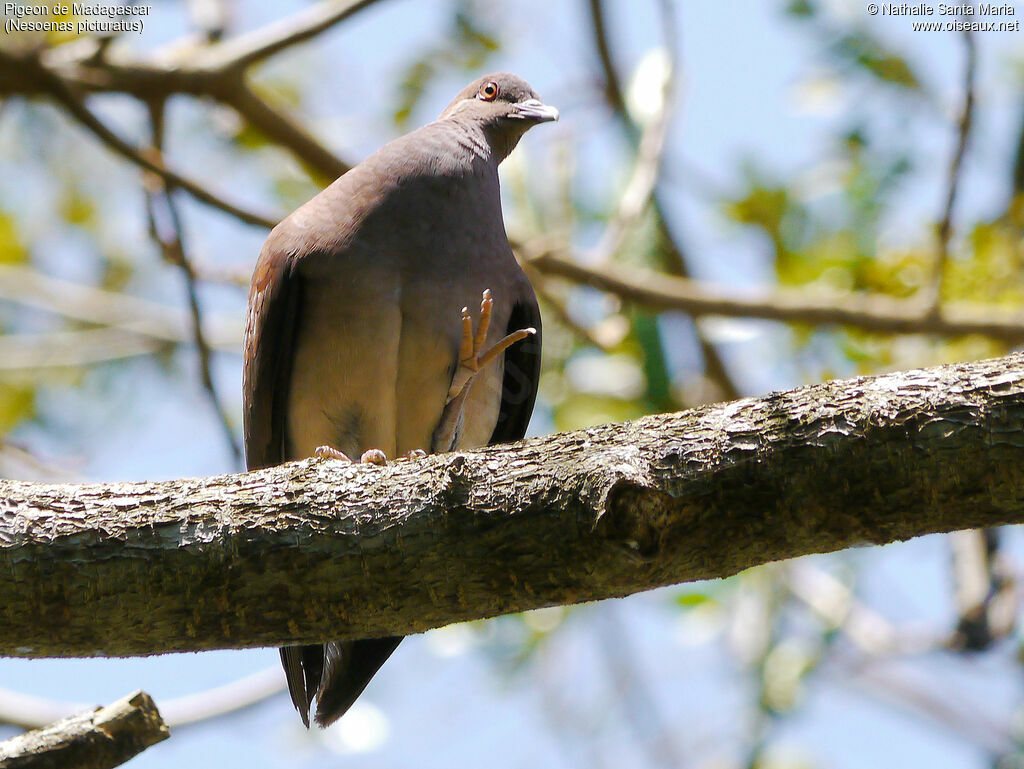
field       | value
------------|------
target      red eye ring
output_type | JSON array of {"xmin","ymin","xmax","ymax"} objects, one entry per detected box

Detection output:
[{"xmin": 478, "ymin": 81, "xmax": 499, "ymax": 101}]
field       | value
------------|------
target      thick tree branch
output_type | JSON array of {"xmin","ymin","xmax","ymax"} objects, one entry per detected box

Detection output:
[
  {"xmin": 0, "ymin": 690, "xmax": 168, "ymax": 769},
  {"xmin": 2, "ymin": 355, "xmax": 1024, "ymax": 657}
]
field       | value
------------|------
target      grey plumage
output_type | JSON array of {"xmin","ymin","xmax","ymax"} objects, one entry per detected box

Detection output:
[{"xmin": 243, "ymin": 73, "xmax": 556, "ymax": 727}]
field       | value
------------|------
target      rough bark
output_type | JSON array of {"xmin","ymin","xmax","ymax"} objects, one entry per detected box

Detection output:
[
  {"xmin": 2, "ymin": 354, "xmax": 1024, "ymax": 658},
  {"xmin": 0, "ymin": 690, "xmax": 169, "ymax": 768}
]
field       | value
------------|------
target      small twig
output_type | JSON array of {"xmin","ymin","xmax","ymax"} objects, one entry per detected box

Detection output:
[
  {"xmin": 144, "ymin": 100, "xmax": 242, "ymax": 465},
  {"xmin": 927, "ymin": 29, "xmax": 976, "ymax": 314},
  {"xmin": 0, "ymin": 690, "xmax": 169, "ymax": 769}
]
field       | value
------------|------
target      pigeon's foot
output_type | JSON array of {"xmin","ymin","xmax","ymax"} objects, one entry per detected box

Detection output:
[
  {"xmin": 432, "ymin": 289, "xmax": 536, "ymax": 452},
  {"xmin": 445, "ymin": 289, "xmax": 536, "ymax": 404},
  {"xmin": 314, "ymin": 446, "xmax": 387, "ymax": 465}
]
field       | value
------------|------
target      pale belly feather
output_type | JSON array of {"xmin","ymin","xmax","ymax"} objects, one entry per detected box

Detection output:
[{"xmin": 285, "ymin": 264, "xmax": 508, "ymax": 460}]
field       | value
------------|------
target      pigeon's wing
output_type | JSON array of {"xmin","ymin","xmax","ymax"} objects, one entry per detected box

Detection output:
[
  {"xmin": 243, "ymin": 242, "xmax": 302, "ymax": 472},
  {"xmin": 489, "ymin": 293, "xmax": 542, "ymax": 446}
]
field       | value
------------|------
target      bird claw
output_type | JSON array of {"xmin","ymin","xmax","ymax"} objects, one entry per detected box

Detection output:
[
  {"xmin": 405, "ymin": 449, "xmax": 427, "ymax": 459},
  {"xmin": 360, "ymin": 449, "xmax": 387, "ymax": 465},
  {"xmin": 432, "ymin": 289, "xmax": 535, "ymax": 453},
  {"xmin": 314, "ymin": 445, "xmax": 351, "ymax": 461},
  {"xmin": 314, "ymin": 446, "xmax": 387, "ymax": 465},
  {"xmin": 446, "ymin": 289, "xmax": 536, "ymax": 404}
]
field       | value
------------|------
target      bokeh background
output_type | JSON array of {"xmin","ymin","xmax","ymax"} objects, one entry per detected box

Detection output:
[{"xmin": 1, "ymin": 1, "xmax": 1024, "ymax": 767}]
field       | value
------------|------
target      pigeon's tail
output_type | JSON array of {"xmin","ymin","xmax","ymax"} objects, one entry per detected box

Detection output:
[{"xmin": 280, "ymin": 638, "xmax": 403, "ymax": 727}]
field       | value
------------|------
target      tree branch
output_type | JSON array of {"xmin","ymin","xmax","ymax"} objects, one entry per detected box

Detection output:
[
  {"xmin": 225, "ymin": 81, "xmax": 349, "ymax": 180},
  {"xmin": 2, "ymin": 47, "xmax": 279, "ymax": 229},
  {"xmin": 196, "ymin": 0, "xmax": 386, "ymax": 72},
  {"xmin": 2, "ymin": 354, "xmax": 1024, "ymax": 657},
  {"xmin": 143, "ymin": 100, "xmax": 242, "ymax": 465},
  {"xmin": 0, "ymin": 690, "xmax": 169, "ymax": 769},
  {"xmin": 527, "ymin": 247, "xmax": 1024, "ymax": 342},
  {"xmin": 926, "ymin": 28, "xmax": 976, "ymax": 312},
  {"xmin": 0, "ymin": 264, "xmax": 243, "ymax": 371},
  {"xmin": 583, "ymin": 0, "xmax": 742, "ymax": 402},
  {"xmin": 0, "ymin": 669, "xmax": 283, "ymax": 731},
  {"xmin": 0, "ymin": 15, "xmax": 356, "ymax": 189}
]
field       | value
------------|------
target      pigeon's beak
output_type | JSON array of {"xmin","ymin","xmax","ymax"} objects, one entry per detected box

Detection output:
[{"xmin": 513, "ymin": 99, "xmax": 560, "ymax": 123}]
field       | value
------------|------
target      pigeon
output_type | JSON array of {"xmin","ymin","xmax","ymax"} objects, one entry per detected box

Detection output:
[{"xmin": 243, "ymin": 73, "xmax": 557, "ymax": 726}]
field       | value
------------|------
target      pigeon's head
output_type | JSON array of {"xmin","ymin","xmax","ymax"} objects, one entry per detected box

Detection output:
[{"xmin": 440, "ymin": 73, "xmax": 559, "ymax": 160}]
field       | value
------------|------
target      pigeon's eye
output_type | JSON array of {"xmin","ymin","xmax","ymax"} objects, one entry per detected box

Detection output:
[{"xmin": 478, "ymin": 81, "xmax": 499, "ymax": 101}]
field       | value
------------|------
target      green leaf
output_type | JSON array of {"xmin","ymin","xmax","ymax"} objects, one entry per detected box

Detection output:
[
  {"xmin": 675, "ymin": 591, "xmax": 714, "ymax": 608},
  {"xmin": 0, "ymin": 384, "xmax": 35, "ymax": 436}
]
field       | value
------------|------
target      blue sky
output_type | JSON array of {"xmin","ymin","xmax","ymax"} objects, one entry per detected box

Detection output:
[{"xmin": 1, "ymin": 1, "xmax": 1023, "ymax": 767}]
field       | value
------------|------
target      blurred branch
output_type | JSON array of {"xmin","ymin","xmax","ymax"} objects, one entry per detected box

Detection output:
[
  {"xmin": 0, "ymin": 440, "xmax": 84, "ymax": 482},
  {"xmin": 190, "ymin": 263, "xmax": 252, "ymax": 288},
  {"xmin": 0, "ymin": 264, "xmax": 242, "ymax": 365},
  {"xmin": 585, "ymin": 0, "xmax": 741, "ymax": 402},
  {"xmin": 144, "ymin": 102, "xmax": 241, "ymax": 462},
  {"xmin": 523, "ymin": 263, "xmax": 617, "ymax": 352},
  {"xmin": 842, "ymin": 660, "xmax": 1009, "ymax": 754},
  {"xmin": 0, "ymin": 0, "xmax": 384, "ymax": 225},
  {"xmin": 594, "ymin": 608, "xmax": 688, "ymax": 769},
  {"xmin": 527, "ymin": 245, "xmax": 1024, "ymax": 343},
  {"xmin": 654, "ymin": 215, "xmax": 742, "ymax": 402},
  {"xmin": 4, "ymin": 354, "xmax": 1024, "ymax": 655},
  {"xmin": 1013, "ymin": 101, "xmax": 1024, "ymax": 203},
  {"xmin": 144, "ymin": 100, "xmax": 242, "ymax": 464},
  {"xmin": 196, "ymin": 0, "xmax": 385, "ymax": 72},
  {"xmin": 0, "ymin": 48, "xmax": 278, "ymax": 229},
  {"xmin": 226, "ymin": 81, "xmax": 349, "ymax": 180},
  {"xmin": 0, "ymin": 668, "xmax": 284, "ymax": 731},
  {"xmin": 0, "ymin": 328, "xmax": 168, "ymax": 371},
  {"xmin": 787, "ymin": 562, "xmax": 939, "ymax": 655},
  {"xmin": 927, "ymin": 29, "xmax": 976, "ymax": 312},
  {"xmin": 589, "ymin": 38, "xmax": 675, "ymax": 265},
  {"xmin": 586, "ymin": 0, "xmax": 629, "ymax": 120},
  {"xmin": 0, "ymin": 690, "xmax": 168, "ymax": 769},
  {"xmin": 948, "ymin": 528, "xmax": 1018, "ymax": 651},
  {"xmin": 533, "ymin": 650, "xmax": 614, "ymax": 769}
]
